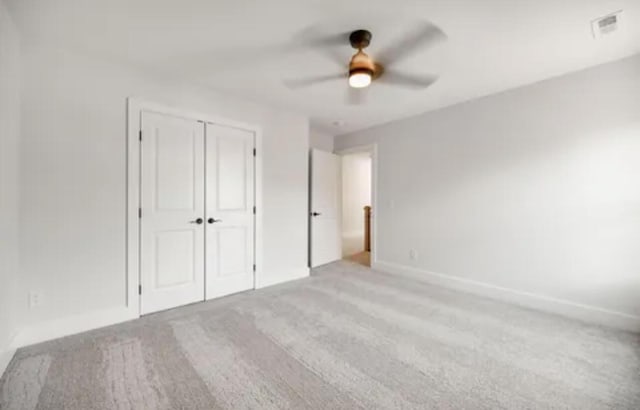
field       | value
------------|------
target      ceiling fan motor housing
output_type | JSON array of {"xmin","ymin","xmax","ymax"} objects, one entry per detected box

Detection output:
[
  {"xmin": 349, "ymin": 50, "xmax": 375, "ymax": 78},
  {"xmin": 349, "ymin": 29, "xmax": 372, "ymax": 49}
]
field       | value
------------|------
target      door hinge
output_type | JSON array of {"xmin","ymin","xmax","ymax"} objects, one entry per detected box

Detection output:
[
  {"xmin": 138, "ymin": 208, "xmax": 142, "ymax": 218},
  {"xmin": 138, "ymin": 284, "xmax": 142, "ymax": 295},
  {"xmin": 253, "ymin": 206, "xmax": 256, "ymax": 215},
  {"xmin": 253, "ymin": 148, "xmax": 256, "ymax": 157},
  {"xmin": 253, "ymin": 264, "xmax": 256, "ymax": 272},
  {"xmin": 139, "ymin": 130, "xmax": 142, "ymax": 141}
]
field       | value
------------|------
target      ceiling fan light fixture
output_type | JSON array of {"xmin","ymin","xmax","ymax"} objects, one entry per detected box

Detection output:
[
  {"xmin": 349, "ymin": 68, "xmax": 373, "ymax": 88},
  {"xmin": 348, "ymin": 49, "xmax": 375, "ymax": 88}
]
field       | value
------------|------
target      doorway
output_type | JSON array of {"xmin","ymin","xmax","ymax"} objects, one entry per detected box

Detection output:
[
  {"xmin": 308, "ymin": 144, "xmax": 377, "ymax": 269},
  {"xmin": 341, "ymin": 151, "xmax": 373, "ymax": 267}
]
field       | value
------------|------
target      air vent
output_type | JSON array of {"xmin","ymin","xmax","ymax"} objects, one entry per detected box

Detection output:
[{"xmin": 592, "ymin": 10, "xmax": 623, "ymax": 39}]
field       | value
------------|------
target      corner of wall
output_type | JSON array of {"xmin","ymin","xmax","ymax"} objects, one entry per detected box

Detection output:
[
  {"xmin": 0, "ymin": 0, "xmax": 22, "ymax": 379},
  {"xmin": 309, "ymin": 128, "xmax": 335, "ymax": 152}
]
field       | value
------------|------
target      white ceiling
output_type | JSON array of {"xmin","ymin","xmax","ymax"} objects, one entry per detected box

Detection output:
[{"xmin": 7, "ymin": 0, "xmax": 640, "ymax": 135}]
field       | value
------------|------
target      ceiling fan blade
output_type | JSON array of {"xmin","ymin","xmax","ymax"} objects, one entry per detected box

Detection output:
[
  {"xmin": 155, "ymin": 25, "xmax": 348, "ymax": 78},
  {"xmin": 379, "ymin": 71, "xmax": 438, "ymax": 89},
  {"xmin": 298, "ymin": 26, "xmax": 350, "ymax": 48},
  {"xmin": 296, "ymin": 26, "xmax": 351, "ymax": 68},
  {"xmin": 284, "ymin": 73, "xmax": 345, "ymax": 89},
  {"xmin": 376, "ymin": 21, "xmax": 446, "ymax": 67},
  {"xmin": 157, "ymin": 43, "xmax": 299, "ymax": 78},
  {"xmin": 346, "ymin": 87, "xmax": 368, "ymax": 105}
]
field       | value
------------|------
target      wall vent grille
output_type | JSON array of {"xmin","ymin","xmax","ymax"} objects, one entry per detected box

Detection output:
[{"xmin": 592, "ymin": 11, "xmax": 623, "ymax": 39}]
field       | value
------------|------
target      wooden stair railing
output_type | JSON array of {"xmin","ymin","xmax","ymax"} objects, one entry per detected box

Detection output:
[{"xmin": 364, "ymin": 206, "xmax": 371, "ymax": 252}]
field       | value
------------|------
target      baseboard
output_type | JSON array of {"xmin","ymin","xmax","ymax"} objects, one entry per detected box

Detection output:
[
  {"xmin": 373, "ymin": 260, "xmax": 640, "ymax": 333},
  {"xmin": 10, "ymin": 268, "xmax": 310, "ymax": 349},
  {"xmin": 1, "ymin": 333, "xmax": 18, "ymax": 378},
  {"xmin": 12, "ymin": 306, "xmax": 138, "ymax": 349},
  {"xmin": 256, "ymin": 267, "xmax": 310, "ymax": 289},
  {"xmin": 7, "ymin": 267, "xmax": 311, "ymax": 350}
]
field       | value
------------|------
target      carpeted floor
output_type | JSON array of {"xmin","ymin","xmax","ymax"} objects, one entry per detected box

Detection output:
[{"xmin": 2, "ymin": 261, "xmax": 639, "ymax": 409}]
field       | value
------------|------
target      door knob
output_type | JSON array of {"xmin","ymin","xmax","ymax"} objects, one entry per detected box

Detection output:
[
  {"xmin": 190, "ymin": 218, "xmax": 204, "ymax": 224},
  {"xmin": 311, "ymin": 212, "xmax": 321, "ymax": 217},
  {"xmin": 208, "ymin": 218, "xmax": 222, "ymax": 224}
]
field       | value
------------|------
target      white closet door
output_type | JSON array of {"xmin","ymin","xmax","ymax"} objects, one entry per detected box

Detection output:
[
  {"xmin": 205, "ymin": 123, "xmax": 255, "ymax": 299},
  {"xmin": 310, "ymin": 149, "xmax": 342, "ymax": 267},
  {"xmin": 140, "ymin": 112, "xmax": 205, "ymax": 314}
]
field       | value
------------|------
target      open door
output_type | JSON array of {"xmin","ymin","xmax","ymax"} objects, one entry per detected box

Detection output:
[{"xmin": 310, "ymin": 149, "xmax": 342, "ymax": 267}]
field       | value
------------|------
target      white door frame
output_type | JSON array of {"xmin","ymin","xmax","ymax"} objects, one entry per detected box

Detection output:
[
  {"xmin": 335, "ymin": 144, "xmax": 378, "ymax": 266},
  {"xmin": 126, "ymin": 98, "xmax": 263, "ymax": 317}
]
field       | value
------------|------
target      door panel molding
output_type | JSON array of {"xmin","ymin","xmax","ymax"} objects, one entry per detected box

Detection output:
[{"xmin": 127, "ymin": 98, "xmax": 263, "ymax": 318}]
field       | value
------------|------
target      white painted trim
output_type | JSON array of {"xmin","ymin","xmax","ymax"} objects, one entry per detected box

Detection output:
[
  {"xmin": 373, "ymin": 260, "xmax": 640, "ymax": 332},
  {"xmin": 127, "ymin": 98, "xmax": 264, "ymax": 317},
  {"xmin": 254, "ymin": 123, "xmax": 264, "ymax": 292},
  {"xmin": 335, "ymin": 144, "xmax": 378, "ymax": 265},
  {"xmin": 1, "ymin": 333, "xmax": 18, "ymax": 378},
  {"xmin": 255, "ymin": 268, "xmax": 310, "ymax": 289},
  {"xmin": 10, "ymin": 265, "xmax": 307, "ymax": 351},
  {"xmin": 12, "ymin": 307, "xmax": 136, "ymax": 349}
]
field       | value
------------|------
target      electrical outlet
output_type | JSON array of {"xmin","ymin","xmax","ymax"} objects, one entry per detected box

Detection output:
[
  {"xmin": 409, "ymin": 249, "xmax": 419, "ymax": 260},
  {"xmin": 29, "ymin": 291, "xmax": 43, "ymax": 308}
]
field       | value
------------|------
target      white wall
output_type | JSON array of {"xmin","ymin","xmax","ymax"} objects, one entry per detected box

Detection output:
[
  {"xmin": 16, "ymin": 44, "xmax": 309, "ymax": 338},
  {"xmin": 310, "ymin": 129, "xmax": 334, "ymax": 152},
  {"xmin": 0, "ymin": 0, "xmax": 20, "ymax": 373},
  {"xmin": 341, "ymin": 154, "xmax": 371, "ymax": 256},
  {"xmin": 336, "ymin": 54, "xmax": 640, "ymax": 326}
]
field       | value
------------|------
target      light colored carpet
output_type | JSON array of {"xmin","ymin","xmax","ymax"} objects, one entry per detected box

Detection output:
[{"xmin": 1, "ymin": 261, "xmax": 639, "ymax": 409}]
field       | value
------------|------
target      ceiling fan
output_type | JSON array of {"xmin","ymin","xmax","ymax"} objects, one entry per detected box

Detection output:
[{"xmin": 285, "ymin": 22, "xmax": 446, "ymax": 103}]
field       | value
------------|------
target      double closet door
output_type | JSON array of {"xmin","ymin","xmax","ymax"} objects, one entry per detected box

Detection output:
[{"xmin": 140, "ymin": 111, "xmax": 255, "ymax": 315}]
